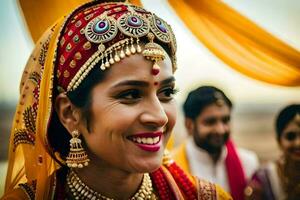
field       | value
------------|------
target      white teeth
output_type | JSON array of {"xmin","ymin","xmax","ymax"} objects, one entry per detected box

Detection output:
[
  {"xmin": 142, "ymin": 138, "xmax": 147, "ymax": 144},
  {"xmin": 153, "ymin": 136, "xmax": 159, "ymax": 143},
  {"xmin": 131, "ymin": 136, "xmax": 160, "ymax": 144},
  {"xmin": 147, "ymin": 138, "xmax": 153, "ymax": 144}
]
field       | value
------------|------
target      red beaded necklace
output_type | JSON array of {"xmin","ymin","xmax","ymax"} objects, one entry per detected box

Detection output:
[{"xmin": 150, "ymin": 162, "xmax": 197, "ymax": 200}]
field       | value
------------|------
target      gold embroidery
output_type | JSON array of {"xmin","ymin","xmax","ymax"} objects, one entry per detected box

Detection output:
[
  {"xmin": 29, "ymin": 72, "xmax": 41, "ymax": 85},
  {"xmin": 13, "ymin": 106, "xmax": 36, "ymax": 150},
  {"xmin": 64, "ymin": 70, "xmax": 70, "ymax": 78},
  {"xmin": 197, "ymin": 179, "xmax": 217, "ymax": 200},
  {"xmin": 19, "ymin": 182, "xmax": 35, "ymax": 200},
  {"xmin": 60, "ymin": 55, "xmax": 65, "ymax": 65},
  {"xmin": 60, "ymin": 37, "xmax": 65, "ymax": 47},
  {"xmin": 23, "ymin": 107, "xmax": 36, "ymax": 133},
  {"xmin": 75, "ymin": 52, "xmax": 82, "ymax": 60},
  {"xmin": 13, "ymin": 129, "xmax": 35, "ymax": 151},
  {"xmin": 80, "ymin": 28, "xmax": 85, "ymax": 35},
  {"xmin": 84, "ymin": 13, "xmax": 94, "ymax": 21},
  {"xmin": 83, "ymin": 41, "xmax": 91, "ymax": 50},
  {"xmin": 68, "ymin": 30, "xmax": 73, "ymax": 36},
  {"xmin": 75, "ymin": 20, "xmax": 82, "ymax": 28},
  {"xmin": 38, "ymin": 37, "xmax": 50, "ymax": 66},
  {"xmin": 70, "ymin": 60, "xmax": 76, "ymax": 68}
]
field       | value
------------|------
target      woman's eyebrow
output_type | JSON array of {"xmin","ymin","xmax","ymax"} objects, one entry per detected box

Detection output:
[
  {"xmin": 160, "ymin": 76, "xmax": 175, "ymax": 86},
  {"xmin": 112, "ymin": 80, "xmax": 149, "ymax": 88},
  {"xmin": 112, "ymin": 76, "xmax": 175, "ymax": 88}
]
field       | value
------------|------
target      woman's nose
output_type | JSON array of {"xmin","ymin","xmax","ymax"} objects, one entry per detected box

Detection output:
[{"xmin": 140, "ymin": 97, "xmax": 168, "ymax": 128}]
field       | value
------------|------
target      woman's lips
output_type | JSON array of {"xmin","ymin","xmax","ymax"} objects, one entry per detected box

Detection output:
[{"xmin": 127, "ymin": 131, "xmax": 163, "ymax": 152}]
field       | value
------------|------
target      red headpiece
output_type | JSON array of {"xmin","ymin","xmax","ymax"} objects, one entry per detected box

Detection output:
[{"xmin": 56, "ymin": 1, "xmax": 177, "ymax": 92}]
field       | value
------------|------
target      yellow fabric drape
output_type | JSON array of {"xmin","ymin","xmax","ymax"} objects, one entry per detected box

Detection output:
[
  {"xmin": 4, "ymin": 18, "xmax": 64, "ymax": 199},
  {"xmin": 168, "ymin": 0, "xmax": 300, "ymax": 86},
  {"xmin": 18, "ymin": 0, "xmax": 142, "ymax": 43}
]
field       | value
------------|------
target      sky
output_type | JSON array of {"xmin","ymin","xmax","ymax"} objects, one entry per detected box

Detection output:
[{"xmin": 0, "ymin": 0, "xmax": 299, "ymax": 105}]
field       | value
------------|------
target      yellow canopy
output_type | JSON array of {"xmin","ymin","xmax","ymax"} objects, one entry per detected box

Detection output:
[
  {"xmin": 168, "ymin": 0, "xmax": 300, "ymax": 86},
  {"xmin": 18, "ymin": 0, "xmax": 142, "ymax": 43}
]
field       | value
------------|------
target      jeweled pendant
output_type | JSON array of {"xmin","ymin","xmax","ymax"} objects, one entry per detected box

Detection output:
[{"xmin": 151, "ymin": 63, "xmax": 160, "ymax": 75}]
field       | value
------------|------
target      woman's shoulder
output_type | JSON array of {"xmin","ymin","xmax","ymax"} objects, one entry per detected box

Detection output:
[
  {"xmin": 1, "ymin": 184, "xmax": 34, "ymax": 200},
  {"xmin": 251, "ymin": 161, "xmax": 278, "ymax": 181},
  {"xmin": 161, "ymin": 155, "xmax": 232, "ymax": 200},
  {"xmin": 1, "ymin": 168, "xmax": 67, "ymax": 200},
  {"xmin": 195, "ymin": 177, "xmax": 233, "ymax": 200}
]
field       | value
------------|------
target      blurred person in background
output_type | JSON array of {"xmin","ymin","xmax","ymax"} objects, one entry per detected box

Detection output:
[
  {"xmin": 245, "ymin": 104, "xmax": 300, "ymax": 200},
  {"xmin": 172, "ymin": 86, "xmax": 259, "ymax": 200}
]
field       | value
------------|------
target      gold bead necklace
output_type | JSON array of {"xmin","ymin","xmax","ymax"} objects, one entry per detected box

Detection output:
[{"xmin": 67, "ymin": 169, "xmax": 155, "ymax": 200}]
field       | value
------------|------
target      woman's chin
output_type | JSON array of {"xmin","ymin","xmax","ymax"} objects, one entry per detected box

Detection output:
[{"xmin": 130, "ymin": 157, "xmax": 162, "ymax": 173}]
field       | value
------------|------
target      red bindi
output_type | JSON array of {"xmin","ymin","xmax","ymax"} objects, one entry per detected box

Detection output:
[{"xmin": 154, "ymin": 82, "xmax": 158, "ymax": 86}]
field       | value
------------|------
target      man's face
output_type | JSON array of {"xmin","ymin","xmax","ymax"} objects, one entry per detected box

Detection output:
[{"xmin": 190, "ymin": 103, "xmax": 231, "ymax": 154}]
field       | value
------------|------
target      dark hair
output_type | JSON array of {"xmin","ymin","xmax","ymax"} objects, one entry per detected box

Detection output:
[
  {"xmin": 275, "ymin": 104, "xmax": 300, "ymax": 141},
  {"xmin": 48, "ymin": 64, "xmax": 107, "ymax": 161},
  {"xmin": 183, "ymin": 86, "xmax": 232, "ymax": 120}
]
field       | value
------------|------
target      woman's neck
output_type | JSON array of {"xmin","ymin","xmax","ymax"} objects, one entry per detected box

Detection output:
[
  {"xmin": 72, "ymin": 161, "xmax": 144, "ymax": 200},
  {"xmin": 277, "ymin": 157, "xmax": 300, "ymax": 199},
  {"xmin": 283, "ymin": 157, "xmax": 300, "ymax": 182}
]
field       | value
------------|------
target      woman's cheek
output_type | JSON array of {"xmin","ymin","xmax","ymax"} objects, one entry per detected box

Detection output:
[{"xmin": 165, "ymin": 103, "xmax": 177, "ymax": 130}]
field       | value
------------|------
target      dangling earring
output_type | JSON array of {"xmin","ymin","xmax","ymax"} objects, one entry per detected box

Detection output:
[
  {"xmin": 162, "ymin": 149, "xmax": 174, "ymax": 167},
  {"xmin": 66, "ymin": 130, "xmax": 90, "ymax": 168}
]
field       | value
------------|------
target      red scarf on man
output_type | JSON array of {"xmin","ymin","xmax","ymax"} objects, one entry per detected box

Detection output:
[{"xmin": 225, "ymin": 139, "xmax": 247, "ymax": 200}]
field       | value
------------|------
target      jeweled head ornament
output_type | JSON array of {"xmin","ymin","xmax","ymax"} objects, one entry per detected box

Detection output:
[{"xmin": 56, "ymin": 2, "xmax": 177, "ymax": 92}]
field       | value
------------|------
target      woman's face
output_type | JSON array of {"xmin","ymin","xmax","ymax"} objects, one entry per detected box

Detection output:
[
  {"xmin": 79, "ymin": 53, "xmax": 177, "ymax": 173},
  {"xmin": 279, "ymin": 117, "xmax": 300, "ymax": 161}
]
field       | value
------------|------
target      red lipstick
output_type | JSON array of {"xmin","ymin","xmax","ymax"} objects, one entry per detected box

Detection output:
[{"xmin": 128, "ymin": 131, "xmax": 163, "ymax": 152}]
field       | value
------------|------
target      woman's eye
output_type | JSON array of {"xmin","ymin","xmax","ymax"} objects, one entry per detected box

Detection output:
[
  {"xmin": 117, "ymin": 89, "xmax": 141, "ymax": 102},
  {"xmin": 158, "ymin": 88, "xmax": 178, "ymax": 101}
]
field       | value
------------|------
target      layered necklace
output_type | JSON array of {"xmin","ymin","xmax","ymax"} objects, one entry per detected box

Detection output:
[{"xmin": 66, "ymin": 169, "xmax": 156, "ymax": 200}]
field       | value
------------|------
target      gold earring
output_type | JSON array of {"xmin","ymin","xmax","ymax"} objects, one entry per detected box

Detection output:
[
  {"xmin": 66, "ymin": 130, "xmax": 90, "ymax": 168},
  {"xmin": 162, "ymin": 149, "xmax": 174, "ymax": 167}
]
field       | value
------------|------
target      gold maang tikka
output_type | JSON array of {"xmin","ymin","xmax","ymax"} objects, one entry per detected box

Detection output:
[{"xmin": 142, "ymin": 33, "xmax": 166, "ymax": 75}]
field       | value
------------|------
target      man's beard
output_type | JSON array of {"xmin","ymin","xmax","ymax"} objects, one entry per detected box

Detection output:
[{"xmin": 193, "ymin": 131, "xmax": 230, "ymax": 155}]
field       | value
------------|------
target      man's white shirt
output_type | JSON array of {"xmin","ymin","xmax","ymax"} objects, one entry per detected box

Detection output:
[{"xmin": 185, "ymin": 137, "xmax": 259, "ymax": 192}]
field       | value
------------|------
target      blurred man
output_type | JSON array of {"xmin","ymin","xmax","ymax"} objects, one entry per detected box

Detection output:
[{"xmin": 172, "ymin": 86, "xmax": 259, "ymax": 200}]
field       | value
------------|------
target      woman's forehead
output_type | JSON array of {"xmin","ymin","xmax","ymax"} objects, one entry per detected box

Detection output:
[{"xmin": 102, "ymin": 53, "xmax": 173, "ymax": 82}]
